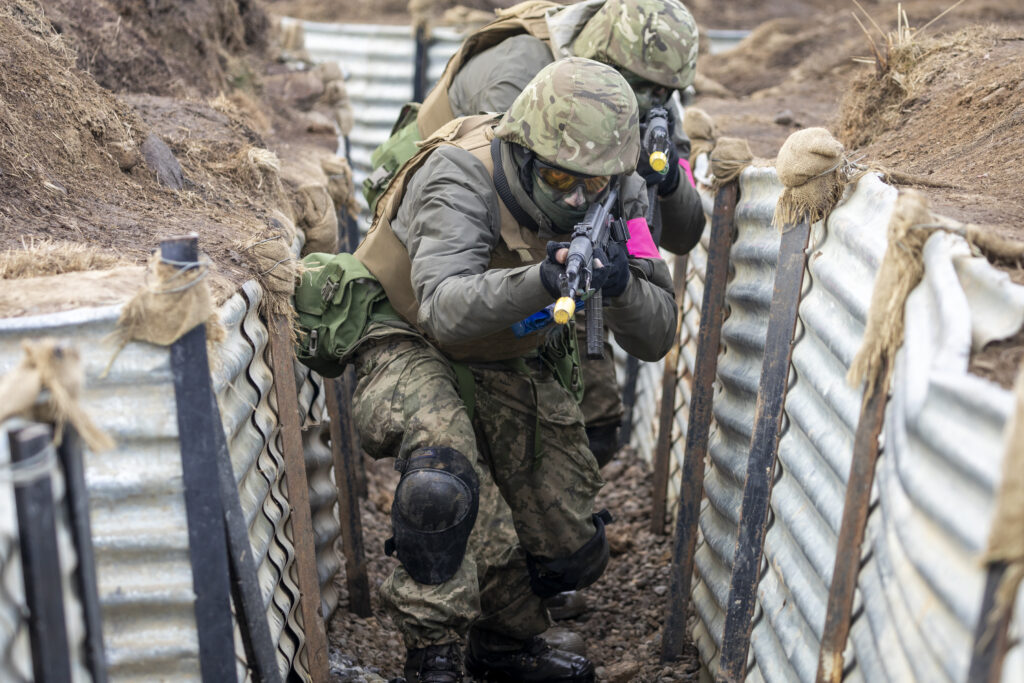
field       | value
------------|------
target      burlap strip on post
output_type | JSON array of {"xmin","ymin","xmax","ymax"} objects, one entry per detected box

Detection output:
[
  {"xmin": 773, "ymin": 127, "xmax": 847, "ymax": 229},
  {"xmin": 0, "ymin": 340, "xmax": 113, "ymax": 452},
  {"xmin": 846, "ymin": 189, "xmax": 933, "ymax": 395},
  {"xmin": 709, "ymin": 136, "xmax": 753, "ymax": 190},
  {"xmin": 111, "ymin": 251, "xmax": 226, "ymax": 351}
]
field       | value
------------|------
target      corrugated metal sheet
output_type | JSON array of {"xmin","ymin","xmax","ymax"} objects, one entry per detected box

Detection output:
[
  {"xmin": 0, "ymin": 279, "xmax": 343, "ymax": 681},
  {"xmin": 652, "ymin": 167, "xmax": 1024, "ymax": 681}
]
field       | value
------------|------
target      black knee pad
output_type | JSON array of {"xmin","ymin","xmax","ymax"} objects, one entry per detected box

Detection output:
[
  {"xmin": 525, "ymin": 510, "xmax": 613, "ymax": 598},
  {"xmin": 586, "ymin": 423, "xmax": 620, "ymax": 469},
  {"xmin": 385, "ymin": 446, "xmax": 479, "ymax": 585}
]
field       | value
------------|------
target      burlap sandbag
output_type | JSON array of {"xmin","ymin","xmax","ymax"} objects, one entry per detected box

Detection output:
[
  {"xmin": 980, "ymin": 360, "xmax": 1024, "ymax": 648},
  {"xmin": 683, "ymin": 107, "xmax": 716, "ymax": 166},
  {"xmin": 0, "ymin": 340, "xmax": 113, "ymax": 452},
  {"xmin": 709, "ymin": 136, "xmax": 753, "ymax": 190},
  {"xmin": 321, "ymin": 155, "xmax": 360, "ymax": 220},
  {"xmin": 279, "ymin": 152, "xmax": 339, "ymax": 256},
  {"xmin": 773, "ymin": 127, "xmax": 846, "ymax": 228},
  {"xmin": 111, "ymin": 252, "xmax": 226, "ymax": 350},
  {"xmin": 847, "ymin": 189, "xmax": 932, "ymax": 395},
  {"xmin": 242, "ymin": 218, "xmax": 299, "ymax": 318}
]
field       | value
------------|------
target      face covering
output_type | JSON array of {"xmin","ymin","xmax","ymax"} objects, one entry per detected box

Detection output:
[{"xmin": 531, "ymin": 171, "xmax": 591, "ymax": 233}]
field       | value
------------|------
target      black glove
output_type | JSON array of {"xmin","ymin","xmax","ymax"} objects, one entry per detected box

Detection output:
[
  {"xmin": 637, "ymin": 139, "xmax": 680, "ymax": 197},
  {"xmin": 539, "ymin": 241, "xmax": 569, "ymax": 298},
  {"xmin": 590, "ymin": 241, "xmax": 630, "ymax": 299}
]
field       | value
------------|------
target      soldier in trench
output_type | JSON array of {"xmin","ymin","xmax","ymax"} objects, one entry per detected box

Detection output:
[
  {"xmin": 343, "ymin": 59, "xmax": 678, "ymax": 681},
  {"xmin": 364, "ymin": 0, "xmax": 707, "ymax": 625}
]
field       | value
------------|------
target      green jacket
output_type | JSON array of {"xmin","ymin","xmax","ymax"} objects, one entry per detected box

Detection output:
[{"xmin": 387, "ymin": 142, "xmax": 678, "ymax": 363}]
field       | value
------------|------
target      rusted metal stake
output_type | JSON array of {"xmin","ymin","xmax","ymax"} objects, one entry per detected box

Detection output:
[
  {"xmin": 661, "ymin": 181, "xmax": 738, "ymax": 662},
  {"xmin": 10, "ymin": 423, "xmax": 72, "ymax": 683},
  {"xmin": 967, "ymin": 561, "xmax": 1015, "ymax": 683},
  {"xmin": 650, "ymin": 253, "xmax": 689, "ymax": 535},
  {"xmin": 324, "ymin": 377, "xmax": 373, "ymax": 617},
  {"xmin": 165, "ymin": 236, "xmax": 237, "ymax": 682},
  {"xmin": 717, "ymin": 219, "xmax": 812, "ymax": 683},
  {"xmin": 268, "ymin": 314, "xmax": 330, "ymax": 682},
  {"xmin": 816, "ymin": 358, "xmax": 890, "ymax": 683}
]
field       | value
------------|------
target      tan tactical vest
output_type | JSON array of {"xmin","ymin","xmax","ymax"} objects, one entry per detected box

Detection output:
[
  {"xmin": 355, "ymin": 114, "xmax": 550, "ymax": 362},
  {"xmin": 416, "ymin": 1, "xmax": 558, "ymax": 138}
]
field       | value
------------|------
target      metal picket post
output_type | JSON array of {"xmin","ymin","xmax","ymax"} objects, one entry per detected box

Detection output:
[
  {"xmin": 661, "ymin": 181, "xmax": 738, "ymax": 661},
  {"xmin": 717, "ymin": 219, "xmax": 812, "ymax": 682}
]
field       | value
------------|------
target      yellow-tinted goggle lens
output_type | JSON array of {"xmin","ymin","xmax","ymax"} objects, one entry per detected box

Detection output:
[{"xmin": 536, "ymin": 165, "xmax": 610, "ymax": 195}]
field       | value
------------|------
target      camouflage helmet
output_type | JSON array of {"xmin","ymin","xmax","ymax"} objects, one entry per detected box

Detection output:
[
  {"xmin": 572, "ymin": 0, "xmax": 700, "ymax": 90},
  {"xmin": 494, "ymin": 57, "xmax": 640, "ymax": 176}
]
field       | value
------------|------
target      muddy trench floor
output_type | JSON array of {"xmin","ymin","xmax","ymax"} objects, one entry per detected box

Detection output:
[{"xmin": 326, "ymin": 445, "xmax": 702, "ymax": 683}]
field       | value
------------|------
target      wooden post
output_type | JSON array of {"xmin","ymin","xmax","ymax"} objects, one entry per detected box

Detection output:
[
  {"xmin": 324, "ymin": 377, "xmax": 372, "ymax": 617},
  {"xmin": 815, "ymin": 358, "xmax": 890, "ymax": 683},
  {"xmin": 717, "ymin": 220, "xmax": 812, "ymax": 682},
  {"xmin": 650, "ymin": 253, "xmax": 689, "ymax": 534},
  {"xmin": 661, "ymin": 182, "xmax": 738, "ymax": 661},
  {"xmin": 268, "ymin": 313, "xmax": 331, "ymax": 682},
  {"xmin": 967, "ymin": 562, "xmax": 1015, "ymax": 683}
]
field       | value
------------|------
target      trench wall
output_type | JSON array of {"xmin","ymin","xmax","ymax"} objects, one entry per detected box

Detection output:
[
  {"xmin": 0, "ymin": 280, "xmax": 343, "ymax": 682},
  {"xmin": 625, "ymin": 164, "xmax": 1024, "ymax": 682}
]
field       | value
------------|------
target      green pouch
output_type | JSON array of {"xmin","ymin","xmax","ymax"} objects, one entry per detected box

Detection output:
[
  {"xmin": 362, "ymin": 103, "xmax": 423, "ymax": 214},
  {"xmin": 294, "ymin": 252, "xmax": 398, "ymax": 377}
]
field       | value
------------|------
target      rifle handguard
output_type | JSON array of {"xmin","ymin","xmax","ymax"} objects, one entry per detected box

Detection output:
[
  {"xmin": 648, "ymin": 150, "xmax": 669, "ymax": 174},
  {"xmin": 553, "ymin": 297, "xmax": 576, "ymax": 325}
]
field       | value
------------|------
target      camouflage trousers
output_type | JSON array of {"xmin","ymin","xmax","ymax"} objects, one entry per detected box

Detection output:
[{"xmin": 351, "ymin": 333, "xmax": 605, "ymax": 650}]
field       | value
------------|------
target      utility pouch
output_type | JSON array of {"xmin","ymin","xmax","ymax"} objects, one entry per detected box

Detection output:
[
  {"xmin": 294, "ymin": 252, "xmax": 399, "ymax": 377},
  {"xmin": 540, "ymin": 323, "xmax": 584, "ymax": 404},
  {"xmin": 363, "ymin": 103, "xmax": 422, "ymax": 214}
]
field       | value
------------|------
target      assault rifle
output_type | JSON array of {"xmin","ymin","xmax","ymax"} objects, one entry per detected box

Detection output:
[
  {"xmin": 552, "ymin": 183, "xmax": 630, "ymax": 359},
  {"xmin": 640, "ymin": 106, "xmax": 671, "ymax": 226}
]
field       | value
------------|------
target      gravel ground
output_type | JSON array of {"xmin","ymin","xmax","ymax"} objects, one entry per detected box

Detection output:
[{"xmin": 326, "ymin": 445, "xmax": 702, "ymax": 682}]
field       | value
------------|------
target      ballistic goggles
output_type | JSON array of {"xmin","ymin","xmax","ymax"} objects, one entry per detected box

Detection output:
[{"xmin": 534, "ymin": 158, "xmax": 611, "ymax": 197}]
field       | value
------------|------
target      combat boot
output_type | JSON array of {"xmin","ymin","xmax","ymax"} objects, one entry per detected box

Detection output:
[
  {"xmin": 404, "ymin": 642, "xmax": 464, "ymax": 683},
  {"xmin": 465, "ymin": 635, "xmax": 595, "ymax": 683}
]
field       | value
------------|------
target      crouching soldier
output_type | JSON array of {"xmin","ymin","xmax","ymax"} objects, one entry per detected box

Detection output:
[{"xmin": 296, "ymin": 58, "xmax": 677, "ymax": 682}]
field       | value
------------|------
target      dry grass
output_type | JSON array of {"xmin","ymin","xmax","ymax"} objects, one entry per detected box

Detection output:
[
  {"xmin": 0, "ymin": 238, "xmax": 131, "ymax": 279},
  {"xmin": 838, "ymin": 0, "xmax": 978, "ymax": 148}
]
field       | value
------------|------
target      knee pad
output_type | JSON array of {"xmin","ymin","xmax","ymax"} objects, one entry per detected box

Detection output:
[
  {"xmin": 585, "ymin": 423, "xmax": 620, "ymax": 469},
  {"xmin": 385, "ymin": 446, "xmax": 479, "ymax": 584},
  {"xmin": 525, "ymin": 510, "xmax": 613, "ymax": 598}
]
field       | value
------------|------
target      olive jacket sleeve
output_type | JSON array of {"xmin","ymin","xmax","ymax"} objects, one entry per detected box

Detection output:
[{"xmin": 656, "ymin": 169, "xmax": 706, "ymax": 255}]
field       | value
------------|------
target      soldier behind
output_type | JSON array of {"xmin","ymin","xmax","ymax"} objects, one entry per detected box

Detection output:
[
  {"xmin": 348, "ymin": 59, "xmax": 678, "ymax": 681},
  {"xmin": 364, "ymin": 0, "xmax": 705, "ymax": 467}
]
